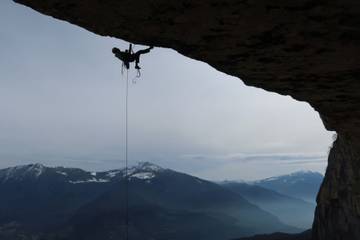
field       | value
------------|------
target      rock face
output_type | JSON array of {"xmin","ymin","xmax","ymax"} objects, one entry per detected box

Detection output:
[
  {"xmin": 313, "ymin": 134, "xmax": 360, "ymax": 240},
  {"xmin": 13, "ymin": 0, "xmax": 360, "ymax": 239}
]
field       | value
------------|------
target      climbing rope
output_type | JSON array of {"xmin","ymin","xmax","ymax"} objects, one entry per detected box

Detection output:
[
  {"xmin": 113, "ymin": 42, "xmax": 151, "ymax": 240},
  {"xmin": 121, "ymin": 63, "xmax": 125, "ymax": 75},
  {"xmin": 125, "ymin": 68, "xmax": 129, "ymax": 240},
  {"xmin": 121, "ymin": 61, "xmax": 143, "ymax": 240}
]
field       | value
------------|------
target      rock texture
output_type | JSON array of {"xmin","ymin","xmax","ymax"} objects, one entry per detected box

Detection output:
[
  {"xmin": 313, "ymin": 134, "xmax": 360, "ymax": 240},
  {"xmin": 13, "ymin": 0, "xmax": 360, "ymax": 239}
]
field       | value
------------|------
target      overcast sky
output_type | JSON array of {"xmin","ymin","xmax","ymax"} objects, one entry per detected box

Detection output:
[{"xmin": 0, "ymin": 1, "xmax": 334, "ymax": 180}]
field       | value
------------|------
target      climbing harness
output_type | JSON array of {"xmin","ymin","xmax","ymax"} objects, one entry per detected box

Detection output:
[{"xmin": 113, "ymin": 43, "xmax": 152, "ymax": 77}]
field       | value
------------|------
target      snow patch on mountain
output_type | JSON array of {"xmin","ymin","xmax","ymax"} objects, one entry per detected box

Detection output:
[
  {"xmin": 126, "ymin": 162, "xmax": 164, "ymax": 180},
  {"xmin": 131, "ymin": 172, "xmax": 155, "ymax": 180},
  {"xmin": 69, "ymin": 178, "xmax": 110, "ymax": 184},
  {"xmin": 56, "ymin": 171, "xmax": 68, "ymax": 176},
  {"xmin": 28, "ymin": 163, "xmax": 45, "ymax": 177},
  {"xmin": 134, "ymin": 162, "xmax": 163, "ymax": 172},
  {"xmin": 106, "ymin": 170, "xmax": 121, "ymax": 178}
]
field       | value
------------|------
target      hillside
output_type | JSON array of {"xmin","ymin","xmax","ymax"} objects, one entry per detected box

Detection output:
[{"xmin": 222, "ymin": 182, "xmax": 315, "ymax": 229}]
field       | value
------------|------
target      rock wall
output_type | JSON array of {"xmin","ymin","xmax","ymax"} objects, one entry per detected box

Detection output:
[
  {"xmin": 13, "ymin": 0, "xmax": 360, "ymax": 239},
  {"xmin": 313, "ymin": 133, "xmax": 360, "ymax": 240}
]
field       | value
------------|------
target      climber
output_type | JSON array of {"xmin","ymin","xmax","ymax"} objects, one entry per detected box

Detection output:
[{"xmin": 112, "ymin": 44, "xmax": 153, "ymax": 70}]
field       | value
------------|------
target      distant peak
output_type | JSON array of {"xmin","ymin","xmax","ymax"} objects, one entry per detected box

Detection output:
[
  {"xmin": 133, "ymin": 162, "xmax": 164, "ymax": 171},
  {"xmin": 27, "ymin": 163, "xmax": 46, "ymax": 177},
  {"xmin": 0, "ymin": 163, "xmax": 47, "ymax": 182},
  {"xmin": 8, "ymin": 163, "xmax": 46, "ymax": 172},
  {"xmin": 288, "ymin": 170, "xmax": 323, "ymax": 177},
  {"xmin": 122, "ymin": 162, "xmax": 165, "ymax": 181},
  {"xmin": 254, "ymin": 170, "xmax": 323, "ymax": 184},
  {"xmin": 29, "ymin": 162, "xmax": 45, "ymax": 169}
]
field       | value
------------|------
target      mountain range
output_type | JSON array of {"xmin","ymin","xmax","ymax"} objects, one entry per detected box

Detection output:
[
  {"xmin": 0, "ymin": 162, "xmax": 322, "ymax": 240},
  {"xmin": 220, "ymin": 170, "xmax": 323, "ymax": 229},
  {"xmin": 252, "ymin": 171, "xmax": 323, "ymax": 203}
]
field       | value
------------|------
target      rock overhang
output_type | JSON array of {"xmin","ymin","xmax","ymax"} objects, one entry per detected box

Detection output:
[{"xmin": 14, "ymin": 0, "xmax": 360, "ymax": 135}]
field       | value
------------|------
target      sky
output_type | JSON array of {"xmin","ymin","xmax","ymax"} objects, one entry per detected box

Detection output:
[{"xmin": 0, "ymin": 1, "xmax": 334, "ymax": 180}]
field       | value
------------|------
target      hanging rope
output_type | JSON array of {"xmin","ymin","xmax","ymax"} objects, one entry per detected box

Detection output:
[
  {"xmin": 122, "ymin": 59, "xmax": 141, "ymax": 240},
  {"xmin": 112, "ymin": 42, "xmax": 153, "ymax": 240},
  {"xmin": 125, "ymin": 68, "xmax": 129, "ymax": 240},
  {"xmin": 121, "ymin": 62, "xmax": 125, "ymax": 75},
  {"xmin": 123, "ymin": 68, "xmax": 141, "ymax": 240}
]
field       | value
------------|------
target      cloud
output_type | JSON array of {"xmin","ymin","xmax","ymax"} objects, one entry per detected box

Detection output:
[
  {"xmin": 179, "ymin": 152, "xmax": 327, "ymax": 164},
  {"xmin": 175, "ymin": 152, "xmax": 328, "ymax": 181}
]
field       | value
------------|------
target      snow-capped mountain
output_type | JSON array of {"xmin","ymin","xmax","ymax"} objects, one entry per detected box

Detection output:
[
  {"xmin": 0, "ymin": 162, "xmax": 298, "ymax": 240},
  {"xmin": 253, "ymin": 171, "xmax": 323, "ymax": 203},
  {"xmin": 0, "ymin": 163, "xmax": 46, "ymax": 182},
  {"xmin": 106, "ymin": 161, "xmax": 165, "ymax": 180},
  {"xmin": 0, "ymin": 162, "xmax": 165, "ymax": 184}
]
